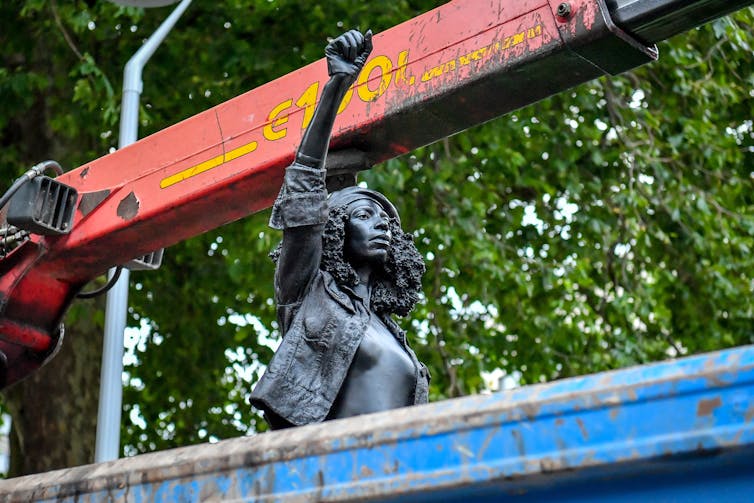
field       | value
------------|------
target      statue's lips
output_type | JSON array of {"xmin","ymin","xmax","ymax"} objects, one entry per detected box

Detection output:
[{"xmin": 369, "ymin": 235, "xmax": 391, "ymax": 247}]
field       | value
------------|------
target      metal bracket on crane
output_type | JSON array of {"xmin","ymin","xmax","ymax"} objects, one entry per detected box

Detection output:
[{"xmin": 549, "ymin": 0, "xmax": 658, "ymax": 75}]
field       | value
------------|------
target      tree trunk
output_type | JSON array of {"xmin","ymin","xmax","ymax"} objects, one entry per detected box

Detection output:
[
  {"xmin": 2, "ymin": 299, "xmax": 105, "ymax": 477},
  {"xmin": 0, "ymin": 4, "xmax": 111, "ymax": 475}
]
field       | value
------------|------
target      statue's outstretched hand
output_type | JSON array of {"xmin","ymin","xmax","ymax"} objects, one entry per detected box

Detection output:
[{"xmin": 325, "ymin": 29, "xmax": 373, "ymax": 79}]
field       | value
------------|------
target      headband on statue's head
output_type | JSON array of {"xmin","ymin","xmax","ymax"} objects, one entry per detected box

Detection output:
[{"xmin": 328, "ymin": 186, "xmax": 400, "ymax": 225}]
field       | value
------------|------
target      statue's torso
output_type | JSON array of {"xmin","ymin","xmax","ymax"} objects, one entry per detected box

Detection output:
[{"xmin": 328, "ymin": 313, "xmax": 416, "ymax": 419}]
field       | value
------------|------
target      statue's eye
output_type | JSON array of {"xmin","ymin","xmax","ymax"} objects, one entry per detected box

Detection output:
[{"xmin": 353, "ymin": 209, "xmax": 371, "ymax": 220}]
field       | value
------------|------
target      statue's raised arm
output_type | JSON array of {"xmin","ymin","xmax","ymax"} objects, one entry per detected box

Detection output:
[
  {"xmin": 298, "ymin": 29, "xmax": 372, "ymax": 165},
  {"xmin": 252, "ymin": 30, "xmax": 429, "ymax": 431},
  {"xmin": 269, "ymin": 30, "xmax": 373, "ymax": 307}
]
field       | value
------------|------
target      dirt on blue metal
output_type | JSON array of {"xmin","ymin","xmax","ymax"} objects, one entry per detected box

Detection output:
[{"xmin": 0, "ymin": 345, "xmax": 751, "ymax": 502}]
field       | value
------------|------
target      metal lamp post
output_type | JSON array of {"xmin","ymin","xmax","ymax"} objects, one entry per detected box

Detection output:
[{"xmin": 95, "ymin": 0, "xmax": 192, "ymax": 463}]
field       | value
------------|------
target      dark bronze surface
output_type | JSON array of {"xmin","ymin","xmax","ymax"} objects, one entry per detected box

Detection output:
[{"xmin": 250, "ymin": 31, "xmax": 429, "ymax": 429}]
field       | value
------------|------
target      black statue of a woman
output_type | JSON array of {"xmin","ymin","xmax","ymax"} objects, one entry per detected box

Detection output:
[{"xmin": 250, "ymin": 30, "xmax": 429, "ymax": 429}]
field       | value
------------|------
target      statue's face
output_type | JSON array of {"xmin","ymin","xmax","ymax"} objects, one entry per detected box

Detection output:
[{"xmin": 344, "ymin": 199, "xmax": 392, "ymax": 266}]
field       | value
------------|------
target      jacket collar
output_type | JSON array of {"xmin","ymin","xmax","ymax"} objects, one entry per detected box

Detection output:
[
  {"xmin": 321, "ymin": 271, "xmax": 356, "ymax": 314},
  {"xmin": 320, "ymin": 271, "xmax": 406, "ymax": 344}
]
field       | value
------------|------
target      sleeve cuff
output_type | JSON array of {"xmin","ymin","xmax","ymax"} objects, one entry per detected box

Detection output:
[
  {"xmin": 269, "ymin": 163, "xmax": 329, "ymax": 230},
  {"xmin": 282, "ymin": 163, "xmax": 326, "ymax": 192}
]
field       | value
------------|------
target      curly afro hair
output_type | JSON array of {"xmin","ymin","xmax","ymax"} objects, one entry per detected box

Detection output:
[{"xmin": 271, "ymin": 205, "xmax": 425, "ymax": 317}]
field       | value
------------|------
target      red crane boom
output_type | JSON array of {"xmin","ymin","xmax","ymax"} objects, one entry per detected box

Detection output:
[{"xmin": 0, "ymin": 0, "xmax": 743, "ymax": 386}]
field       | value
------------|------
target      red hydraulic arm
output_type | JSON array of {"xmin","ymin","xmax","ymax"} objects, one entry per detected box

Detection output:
[{"xmin": 0, "ymin": 0, "xmax": 740, "ymax": 387}]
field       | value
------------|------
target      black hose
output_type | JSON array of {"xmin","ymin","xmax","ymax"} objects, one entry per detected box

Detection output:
[
  {"xmin": 0, "ymin": 177, "xmax": 32, "ymax": 211},
  {"xmin": 41, "ymin": 160, "xmax": 64, "ymax": 177},
  {"xmin": 0, "ymin": 160, "xmax": 64, "ymax": 210},
  {"xmin": 77, "ymin": 267, "xmax": 124, "ymax": 299}
]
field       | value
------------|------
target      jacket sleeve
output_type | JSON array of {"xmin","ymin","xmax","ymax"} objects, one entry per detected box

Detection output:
[
  {"xmin": 269, "ymin": 159, "xmax": 328, "ymax": 311},
  {"xmin": 269, "ymin": 159, "xmax": 328, "ymax": 231}
]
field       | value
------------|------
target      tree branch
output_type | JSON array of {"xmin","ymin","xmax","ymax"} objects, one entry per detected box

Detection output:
[{"xmin": 50, "ymin": 0, "xmax": 84, "ymax": 61}]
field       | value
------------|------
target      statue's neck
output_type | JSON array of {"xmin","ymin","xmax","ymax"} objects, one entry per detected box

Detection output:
[{"xmin": 352, "ymin": 263, "xmax": 372, "ymax": 301}]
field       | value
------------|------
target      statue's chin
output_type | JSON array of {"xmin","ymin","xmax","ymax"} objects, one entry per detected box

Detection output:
[{"xmin": 347, "ymin": 252, "xmax": 388, "ymax": 271}]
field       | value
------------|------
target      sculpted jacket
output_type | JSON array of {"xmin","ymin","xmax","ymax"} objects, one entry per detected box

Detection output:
[{"xmin": 249, "ymin": 163, "xmax": 429, "ymax": 427}]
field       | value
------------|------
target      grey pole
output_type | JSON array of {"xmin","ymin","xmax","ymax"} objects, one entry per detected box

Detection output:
[{"xmin": 95, "ymin": 0, "xmax": 192, "ymax": 463}]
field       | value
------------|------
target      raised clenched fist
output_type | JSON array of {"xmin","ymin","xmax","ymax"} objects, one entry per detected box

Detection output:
[{"xmin": 325, "ymin": 29, "xmax": 373, "ymax": 79}]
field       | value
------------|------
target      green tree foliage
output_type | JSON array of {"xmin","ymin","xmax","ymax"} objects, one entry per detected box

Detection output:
[
  {"xmin": 390, "ymin": 14, "xmax": 754, "ymax": 392},
  {"xmin": 0, "ymin": 0, "xmax": 751, "ymax": 472}
]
